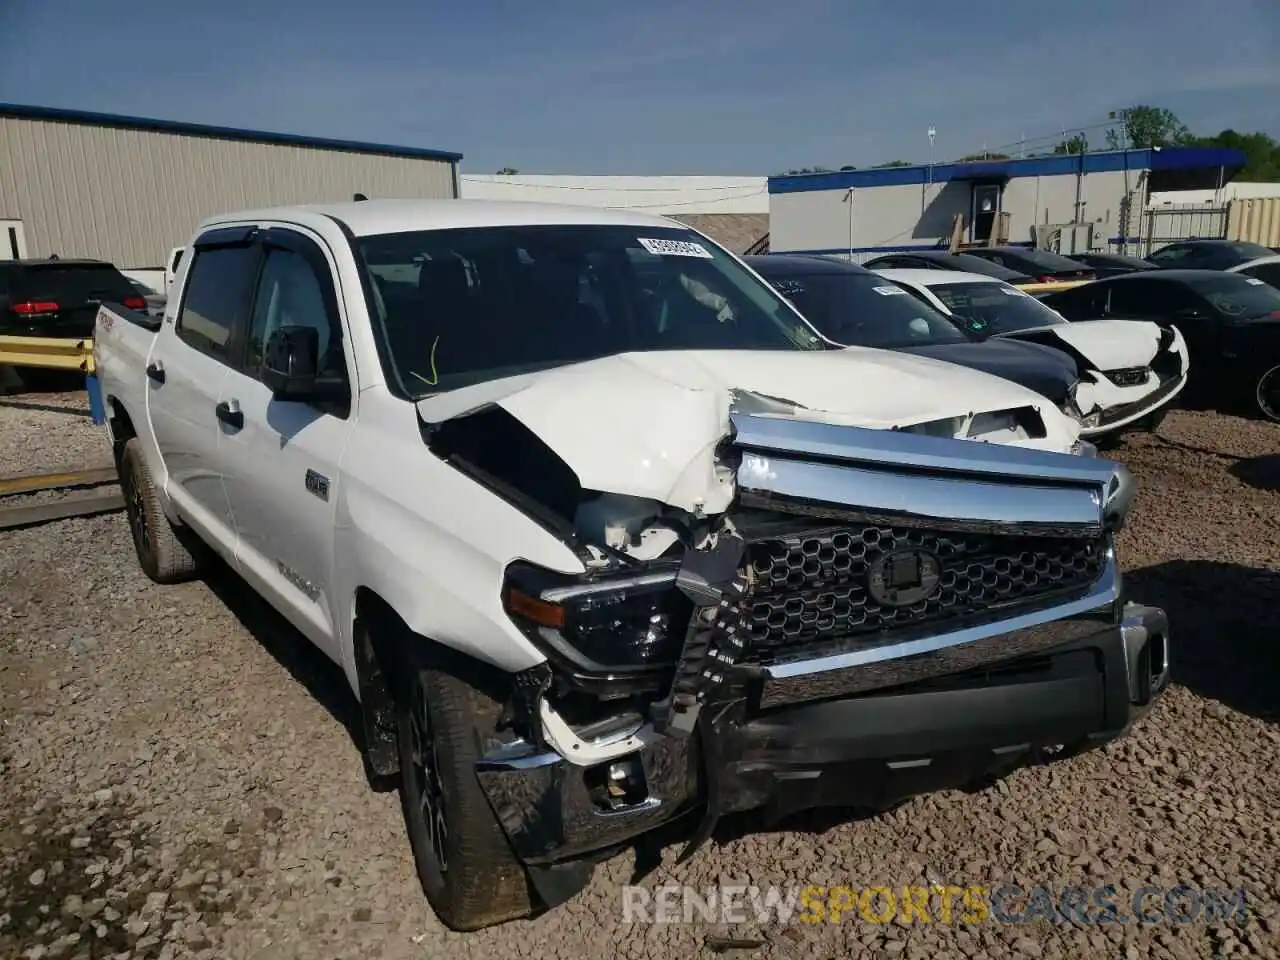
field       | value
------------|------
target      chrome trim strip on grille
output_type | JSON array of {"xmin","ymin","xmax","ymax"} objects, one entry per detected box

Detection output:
[
  {"xmin": 737, "ymin": 451, "xmax": 1106, "ymax": 534},
  {"xmin": 540, "ymin": 569, "xmax": 679, "ymax": 602},
  {"xmin": 759, "ymin": 550, "xmax": 1119, "ymax": 694},
  {"xmin": 729, "ymin": 410, "xmax": 1124, "ymax": 487}
]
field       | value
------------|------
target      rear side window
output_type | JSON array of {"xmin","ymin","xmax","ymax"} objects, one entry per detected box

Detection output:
[
  {"xmin": 176, "ymin": 246, "xmax": 259, "ymax": 361},
  {"xmin": 1147, "ymin": 244, "xmax": 1190, "ymax": 264},
  {"xmin": 15, "ymin": 264, "xmax": 135, "ymax": 303},
  {"xmin": 1042, "ymin": 283, "xmax": 1107, "ymax": 320},
  {"xmin": 1241, "ymin": 263, "xmax": 1280, "ymax": 288}
]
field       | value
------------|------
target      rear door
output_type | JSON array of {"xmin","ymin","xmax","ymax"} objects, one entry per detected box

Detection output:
[
  {"xmin": 147, "ymin": 227, "xmax": 261, "ymax": 555},
  {"xmin": 9, "ymin": 262, "xmax": 139, "ymax": 338}
]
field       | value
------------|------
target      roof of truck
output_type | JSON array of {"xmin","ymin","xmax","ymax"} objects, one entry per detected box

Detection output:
[{"xmin": 198, "ymin": 198, "xmax": 687, "ymax": 238}]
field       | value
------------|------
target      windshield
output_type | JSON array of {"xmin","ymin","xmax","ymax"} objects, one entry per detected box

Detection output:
[
  {"xmin": 1007, "ymin": 248, "xmax": 1088, "ymax": 272},
  {"xmin": 928, "ymin": 281, "xmax": 1068, "ymax": 335},
  {"xmin": 1187, "ymin": 274, "xmax": 1280, "ymax": 320},
  {"xmin": 760, "ymin": 271, "xmax": 970, "ymax": 347},
  {"xmin": 355, "ymin": 225, "xmax": 821, "ymax": 397},
  {"xmin": 949, "ymin": 255, "xmax": 1029, "ymax": 281}
]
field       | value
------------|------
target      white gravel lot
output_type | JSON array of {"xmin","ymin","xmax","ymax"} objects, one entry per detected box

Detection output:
[{"xmin": 1, "ymin": 387, "xmax": 1278, "ymax": 960}]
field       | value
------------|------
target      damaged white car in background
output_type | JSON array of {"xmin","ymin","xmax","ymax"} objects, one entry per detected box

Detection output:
[
  {"xmin": 873, "ymin": 268, "xmax": 1190, "ymax": 440},
  {"xmin": 93, "ymin": 200, "xmax": 1169, "ymax": 933}
]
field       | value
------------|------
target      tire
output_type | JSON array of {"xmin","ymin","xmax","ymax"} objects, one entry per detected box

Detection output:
[
  {"xmin": 1255, "ymin": 364, "xmax": 1280, "ymax": 423},
  {"xmin": 394, "ymin": 646, "xmax": 536, "ymax": 931},
  {"xmin": 118, "ymin": 437, "xmax": 203, "ymax": 584}
]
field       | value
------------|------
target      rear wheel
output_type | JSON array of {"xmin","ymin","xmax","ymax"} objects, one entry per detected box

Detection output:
[
  {"xmin": 393, "ymin": 644, "xmax": 536, "ymax": 931},
  {"xmin": 1255, "ymin": 365, "xmax": 1280, "ymax": 423},
  {"xmin": 118, "ymin": 437, "xmax": 203, "ymax": 583}
]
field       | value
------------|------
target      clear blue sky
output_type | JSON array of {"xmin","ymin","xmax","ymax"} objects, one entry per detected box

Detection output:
[{"xmin": 2, "ymin": 0, "xmax": 1278, "ymax": 174}]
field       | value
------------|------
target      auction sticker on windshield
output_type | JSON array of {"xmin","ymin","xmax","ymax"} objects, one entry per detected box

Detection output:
[
  {"xmin": 872, "ymin": 286, "xmax": 909, "ymax": 296},
  {"xmin": 638, "ymin": 237, "xmax": 714, "ymax": 258},
  {"xmin": 1245, "ymin": 277, "xmax": 1265, "ymax": 286},
  {"xmin": 999, "ymin": 287, "xmax": 1031, "ymax": 296}
]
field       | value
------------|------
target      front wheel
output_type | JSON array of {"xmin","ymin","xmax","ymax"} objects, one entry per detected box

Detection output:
[
  {"xmin": 1255, "ymin": 364, "xmax": 1280, "ymax": 423},
  {"xmin": 394, "ymin": 648, "xmax": 536, "ymax": 931}
]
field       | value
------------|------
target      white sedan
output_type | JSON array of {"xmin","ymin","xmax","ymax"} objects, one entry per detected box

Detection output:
[{"xmin": 871, "ymin": 269, "xmax": 1190, "ymax": 440}]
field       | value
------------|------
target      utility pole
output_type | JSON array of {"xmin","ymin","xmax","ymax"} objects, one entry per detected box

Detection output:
[{"xmin": 843, "ymin": 188, "xmax": 855, "ymax": 260}]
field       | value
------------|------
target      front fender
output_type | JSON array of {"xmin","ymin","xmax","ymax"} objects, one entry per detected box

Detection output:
[{"xmin": 331, "ymin": 446, "xmax": 588, "ymax": 692}]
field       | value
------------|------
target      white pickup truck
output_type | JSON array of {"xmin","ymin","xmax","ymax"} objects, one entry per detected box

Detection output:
[{"xmin": 92, "ymin": 199, "xmax": 1171, "ymax": 932}]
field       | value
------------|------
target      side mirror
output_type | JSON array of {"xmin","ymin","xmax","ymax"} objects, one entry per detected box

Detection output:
[{"xmin": 262, "ymin": 326, "xmax": 346, "ymax": 402}]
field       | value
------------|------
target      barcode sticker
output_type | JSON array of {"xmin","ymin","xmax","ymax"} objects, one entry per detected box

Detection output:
[
  {"xmin": 1245, "ymin": 277, "xmax": 1265, "ymax": 286},
  {"xmin": 872, "ymin": 285, "xmax": 908, "ymax": 296},
  {"xmin": 638, "ymin": 237, "xmax": 714, "ymax": 258}
]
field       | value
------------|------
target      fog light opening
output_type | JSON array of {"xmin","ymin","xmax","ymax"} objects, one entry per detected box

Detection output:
[{"xmin": 585, "ymin": 754, "xmax": 649, "ymax": 812}]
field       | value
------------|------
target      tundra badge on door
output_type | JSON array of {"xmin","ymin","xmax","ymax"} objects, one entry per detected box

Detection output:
[{"xmin": 305, "ymin": 469, "xmax": 330, "ymax": 502}]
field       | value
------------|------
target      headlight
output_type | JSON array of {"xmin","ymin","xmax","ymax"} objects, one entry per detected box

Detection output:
[{"xmin": 503, "ymin": 562, "xmax": 693, "ymax": 672}]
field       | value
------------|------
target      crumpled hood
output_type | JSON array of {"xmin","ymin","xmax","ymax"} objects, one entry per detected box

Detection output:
[
  {"xmin": 901, "ymin": 339, "xmax": 1078, "ymax": 403},
  {"xmin": 999, "ymin": 318, "xmax": 1164, "ymax": 370},
  {"xmin": 416, "ymin": 348, "xmax": 1076, "ymax": 515}
]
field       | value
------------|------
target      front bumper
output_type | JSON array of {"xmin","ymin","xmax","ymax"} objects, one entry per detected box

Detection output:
[
  {"xmin": 475, "ymin": 596, "xmax": 1171, "ymax": 892},
  {"xmin": 1077, "ymin": 372, "xmax": 1187, "ymax": 438}
]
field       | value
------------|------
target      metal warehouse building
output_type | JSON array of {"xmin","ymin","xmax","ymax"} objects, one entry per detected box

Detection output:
[
  {"xmin": 0, "ymin": 103, "xmax": 462, "ymax": 269},
  {"xmin": 768, "ymin": 146, "xmax": 1248, "ymax": 262}
]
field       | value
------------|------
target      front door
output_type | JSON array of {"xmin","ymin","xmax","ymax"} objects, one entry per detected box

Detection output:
[
  {"xmin": 147, "ymin": 232, "xmax": 260, "ymax": 555},
  {"xmin": 972, "ymin": 185, "xmax": 1000, "ymax": 243},
  {"xmin": 0, "ymin": 220, "xmax": 26, "ymax": 260},
  {"xmin": 218, "ymin": 227, "xmax": 354, "ymax": 663}
]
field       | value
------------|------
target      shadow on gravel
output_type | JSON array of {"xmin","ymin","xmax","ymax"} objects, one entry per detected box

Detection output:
[
  {"xmin": 1229, "ymin": 455, "xmax": 1280, "ymax": 491},
  {"xmin": 1126, "ymin": 559, "xmax": 1280, "ymax": 723},
  {"xmin": 0, "ymin": 397, "xmax": 92, "ymax": 417},
  {"xmin": 197, "ymin": 558, "xmax": 378, "ymax": 780}
]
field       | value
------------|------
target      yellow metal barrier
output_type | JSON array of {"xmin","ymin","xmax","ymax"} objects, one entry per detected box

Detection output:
[
  {"xmin": 0, "ymin": 336, "xmax": 95, "ymax": 374},
  {"xmin": 1016, "ymin": 280, "xmax": 1088, "ymax": 296}
]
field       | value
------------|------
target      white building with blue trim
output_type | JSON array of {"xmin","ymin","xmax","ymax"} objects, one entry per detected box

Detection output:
[{"xmin": 767, "ymin": 147, "xmax": 1248, "ymax": 262}]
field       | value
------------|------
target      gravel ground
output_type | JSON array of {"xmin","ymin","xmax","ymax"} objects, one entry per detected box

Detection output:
[{"xmin": 2, "ymin": 388, "xmax": 1278, "ymax": 960}]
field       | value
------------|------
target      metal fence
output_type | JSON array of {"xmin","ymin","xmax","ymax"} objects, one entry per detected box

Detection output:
[{"xmin": 1130, "ymin": 204, "xmax": 1229, "ymax": 257}]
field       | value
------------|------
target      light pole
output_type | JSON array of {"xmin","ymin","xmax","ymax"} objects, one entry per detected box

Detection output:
[
  {"xmin": 843, "ymin": 187, "xmax": 854, "ymax": 260},
  {"xmin": 927, "ymin": 126, "xmax": 936, "ymax": 187}
]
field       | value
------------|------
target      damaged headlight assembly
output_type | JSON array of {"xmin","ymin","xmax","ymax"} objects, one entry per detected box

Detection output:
[
  {"xmin": 502, "ymin": 562, "xmax": 694, "ymax": 676},
  {"xmin": 1062, "ymin": 381, "xmax": 1101, "ymax": 429}
]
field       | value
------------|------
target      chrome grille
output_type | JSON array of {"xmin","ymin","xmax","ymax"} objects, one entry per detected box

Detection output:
[
  {"xmin": 1103, "ymin": 366, "xmax": 1150, "ymax": 388},
  {"xmin": 744, "ymin": 525, "xmax": 1106, "ymax": 652}
]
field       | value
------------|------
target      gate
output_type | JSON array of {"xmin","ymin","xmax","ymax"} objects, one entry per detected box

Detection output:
[{"xmin": 1135, "ymin": 204, "xmax": 1228, "ymax": 257}]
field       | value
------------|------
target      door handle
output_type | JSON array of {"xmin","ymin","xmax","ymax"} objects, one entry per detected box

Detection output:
[
  {"xmin": 215, "ymin": 400, "xmax": 244, "ymax": 430},
  {"xmin": 145, "ymin": 362, "xmax": 165, "ymax": 384}
]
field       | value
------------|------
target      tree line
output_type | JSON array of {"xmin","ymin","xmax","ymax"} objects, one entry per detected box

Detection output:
[{"xmin": 780, "ymin": 106, "xmax": 1280, "ymax": 181}]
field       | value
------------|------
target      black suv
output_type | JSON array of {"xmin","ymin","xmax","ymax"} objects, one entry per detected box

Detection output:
[{"xmin": 0, "ymin": 258, "xmax": 146, "ymax": 338}]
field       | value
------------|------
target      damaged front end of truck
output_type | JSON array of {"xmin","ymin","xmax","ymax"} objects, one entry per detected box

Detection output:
[{"xmin": 418, "ymin": 375, "xmax": 1169, "ymax": 910}]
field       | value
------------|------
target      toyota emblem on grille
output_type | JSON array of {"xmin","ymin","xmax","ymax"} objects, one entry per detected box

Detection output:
[{"xmin": 867, "ymin": 548, "xmax": 942, "ymax": 607}]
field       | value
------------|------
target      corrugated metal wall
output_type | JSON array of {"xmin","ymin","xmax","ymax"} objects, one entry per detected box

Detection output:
[
  {"xmin": 1227, "ymin": 197, "xmax": 1280, "ymax": 248},
  {"xmin": 0, "ymin": 117, "xmax": 457, "ymax": 268}
]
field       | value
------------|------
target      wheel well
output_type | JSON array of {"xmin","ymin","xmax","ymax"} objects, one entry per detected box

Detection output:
[
  {"xmin": 352, "ymin": 587, "xmax": 511, "ymax": 780},
  {"xmin": 107, "ymin": 398, "xmax": 137, "ymax": 467}
]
